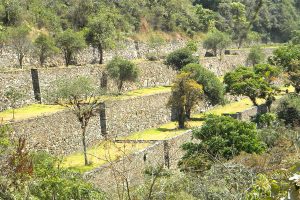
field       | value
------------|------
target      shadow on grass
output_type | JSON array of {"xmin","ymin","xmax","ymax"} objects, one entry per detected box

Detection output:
[
  {"xmin": 190, "ymin": 117, "xmax": 206, "ymax": 121},
  {"xmin": 156, "ymin": 127, "xmax": 176, "ymax": 132}
]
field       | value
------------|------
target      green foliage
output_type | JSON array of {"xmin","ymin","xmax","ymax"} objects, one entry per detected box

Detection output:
[
  {"xmin": 29, "ymin": 153, "xmax": 106, "ymax": 200},
  {"xmin": 106, "ymin": 57, "xmax": 139, "ymax": 93},
  {"xmin": 182, "ymin": 115, "xmax": 265, "ymax": 160},
  {"xmin": 86, "ymin": 6, "xmax": 125, "ymax": 64},
  {"xmin": 203, "ymin": 30, "xmax": 231, "ymax": 56},
  {"xmin": 247, "ymin": 46, "xmax": 265, "ymax": 66},
  {"xmin": 56, "ymin": 29, "xmax": 86, "ymax": 66},
  {"xmin": 167, "ymin": 72, "xmax": 203, "ymax": 128},
  {"xmin": 253, "ymin": 63, "xmax": 281, "ymax": 83},
  {"xmin": 224, "ymin": 66, "xmax": 274, "ymax": 106},
  {"xmin": 270, "ymin": 45, "xmax": 300, "ymax": 93},
  {"xmin": 0, "ymin": 124, "xmax": 11, "ymax": 154},
  {"xmin": 194, "ymin": 4, "xmax": 216, "ymax": 32},
  {"xmin": 291, "ymin": 30, "xmax": 300, "ymax": 45},
  {"xmin": 276, "ymin": 94, "xmax": 300, "ymax": 127},
  {"xmin": 34, "ymin": 34, "xmax": 59, "ymax": 67},
  {"xmin": 4, "ymin": 87, "xmax": 24, "ymax": 120},
  {"xmin": 254, "ymin": 113, "xmax": 277, "ymax": 128},
  {"xmin": 165, "ymin": 48, "xmax": 198, "ymax": 71},
  {"xmin": 182, "ymin": 63, "xmax": 225, "ymax": 105},
  {"xmin": 185, "ymin": 40, "xmax": 198, "ymax": 53},
  {"xmin": 147, "ymin": 33, "xmax": 166, "ymax": 56}
]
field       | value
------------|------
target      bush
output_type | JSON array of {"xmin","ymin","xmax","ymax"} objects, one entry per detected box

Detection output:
[
  {"xmin": 164, "ymin": 48, "xmax": 198, "ymax": 71},
  {"xmin": 203, "ymin": 30, "xmax": 231, "ymax": 56},
  {"xmin": 254, "ymin": 113, "xmax": 277, "ymax": 128},
  {"xmin": 182, "ymin": 115, "xmax": 266, "ymax": 160},
  {"xmin": 182, "ymin": 63, "xmax": 225, "ymax": 105},
  {"xmin": 276, "ymin": 94, "xmax": 300, "ymax": 127},
  {"xmin": 247, "ymin": 46, "xmax": 265, "ymax": 66}
]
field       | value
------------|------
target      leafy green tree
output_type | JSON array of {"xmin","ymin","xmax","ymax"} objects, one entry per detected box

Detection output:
[
  {"xmin": 56, "ymin": 29, "xmax": 86, "ymax": 66},
  {"xmin": 0, "ymin": 0, "xmax": 22, "ymax": 26},
  {"xmin": 182, "ymin": 115, "xmax": 265, "ymax": 160},
  {"xmin": 52, "ymin": 77, "xmax": 103, "ymax": 166},
  {"xmin": 269, "ymin": 45, "xmax": 300, "ymax": 93},
  {"xmin": 182, "ymin": 63, "xmax": 225, "ymax": 106},
  {"xmin": 106, "ymin": 57, "xmax": 139, "ymax": 93},
  {"xmin": 247, "ymin": 46, "xmax": 265, "ymax": 66},
  {"xmin": 4, "ymin": 87, "xmax": 24, "ymax": 120},
  {"xmin": 224, "ymin": 67, "xmax": 273, "ymax": 106},
  {"xmin": 7, "ymin": 25, "xmax": 32, "ymax": 68},
  {"xmin": 86, "ymin": 7, "xmax": 124, "ymax": 64},
  {"xmin": 253, "ymin": 63, "xmax": 281, "ymax": 84},
  {"xmin": 194, "ymin": 4, "xmax": 216, "ymax": 32},
  {"xmin": 203, "ymin": 30, "xmax": 231, "ymax": 57},
  {"xmin": 165, "ymin": 48, "xmax": 198, "ymax": 71},
  {"xmin": 167, "ymin": 72, "xmax": 203, "ymax": 128},
  {"xmin": 34, "ymin": 34, "xmax": 59, "ymax": 67}
]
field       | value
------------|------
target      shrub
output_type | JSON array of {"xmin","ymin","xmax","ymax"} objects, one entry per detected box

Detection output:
[
  {"xmin": 164, "ymin": 48, "xmax": 198, "ymax": 71},
  {"xmin": 182, "ymin": 115, "xmax": 266, "ymax": 160},
  {"xmin": 247, "ymin": 46, "xmax": 265, "ymax": 66},
  {"xmin": 276, "ymin": 94, "xmax": 300, "ymax": 127}
]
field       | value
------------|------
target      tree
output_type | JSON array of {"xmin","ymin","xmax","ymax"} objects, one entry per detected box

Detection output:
[
  {"xmin": 247, "ymin": 46, "xmax": 265, "ymax": 66},
  {"xmin": 182, "ymin": 63, "xmax": 225, "ymax": 106},
  {"xmin": 164, "ymin": 48, "xmax": 198, "ymax": 71},
  {"xmin": 269, "ymin": 45, "xmax": 300, "ymax": 93},
  {"xmin": 52, "ymin": 77, "xmax": 103, "ymax": 166},
  {"xmin": 203, "ymin": 30, "xmax": 231, "ymax": 57},
  {"xmin": 56, "ymin": 29, "xmax": 86, "ymax": 66},
  {"xmin": 253, "ymin": 63, "xmax": 281, "ymax": 84},
  {"xmin": 106, "ymin": 57, "xmax": 139, "ymax": 93},
  {"xmin": 7, "ymin": 25, "xmax": 32, "ymax": 68},
  {"xmin": 167, "ymin": 72, "xmax": 203, "ymax": 128},
  {"xmin": 182, "ymin": 115, "xmax": 265, "ymax": 161},
  {"xmin": 4, "ymin": 87, "xmax": 23, "ymax": 120},
  {"xmin": 34, "ymin": 34, "xmax": 59, "ymax": 67},
  {"xmin": 86, "ymin": 7, "xmax": 124, "ymax": 64},
  {"xmin": 224, "ymin": 67, "xmax": 273, "ymax": 106}
]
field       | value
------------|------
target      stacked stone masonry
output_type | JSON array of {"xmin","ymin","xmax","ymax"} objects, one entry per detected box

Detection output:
[
  {"xmin": 0, "ymin": 61, "xmax": 176, "ymax": 111},
  {"xmin": 11, "ymin": 91, "xmax": 172, "ymax": 155},
  {"xmin": 0, "ymin": 47, "xmax": 275, "ymax": 111}
]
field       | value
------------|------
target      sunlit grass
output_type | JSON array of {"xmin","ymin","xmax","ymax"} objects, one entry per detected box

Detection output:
[
  {"xmin": 62, "ymin": 141, "xmax": 150, "ymax": 173},
  {"xmin": 0, "ymin": 104, "xmax": 65, "ymax": 122},
  {"xmin": 0, "ymin": 86, "xmax": 171, "ymax": 122}
]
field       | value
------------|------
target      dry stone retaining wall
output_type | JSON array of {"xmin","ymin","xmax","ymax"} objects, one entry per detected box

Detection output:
[
  {"xmin": 84, "ymin": 130, "xmax": 193, "ymax": 192},
  {"xmin": 0, "ymin": 61, "xmax": 176, "ymax": 111},
  {"xmin": 10, "ymin": 91, "xmax": 173, "ymax": 155}
]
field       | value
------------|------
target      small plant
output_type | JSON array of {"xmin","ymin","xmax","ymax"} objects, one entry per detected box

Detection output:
[{"xmin": 4, "ymin": 87, "xmax": 24, "ymax": 120}]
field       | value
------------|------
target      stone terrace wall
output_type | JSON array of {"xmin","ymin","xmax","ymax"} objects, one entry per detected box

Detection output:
[
  {"xmin": 10, "ymin": 110, "xmax": 102, "ymax": 155},
  {"xmin": 201, "ymin": 47, "xmax": 275, "ymax": 76},
  {"xmin": 10, "ymin": 91, "xmax": 172, "ymax": 155},
  {"xmin": 84, "ymin": 130, "xmax": 193, "ymax": 192},
  {"xmin": 105, "ymin": 92, "xmax": 171, "ymax": 138},
  {"xmin": 0, "ymin": 39, "xmax": 186, "ymax": 68},
  {"xmin": 0, "ymin": 70, "xmax": 35, "ymax": 111},
  {"xmin": 0, "ymin": 61, "xmax": 176, "ymax": 111}
]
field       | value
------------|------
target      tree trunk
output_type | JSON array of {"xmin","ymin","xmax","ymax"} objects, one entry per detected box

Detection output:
[
  {"xmin": 295, "ymin": 86, "xmax": 300, "ymax": 94},
  {"xmin": 118, "ymin": 81, "xmax": 123, "ymax": 94},
  {"xmin": 64, "ymin": 51, "xmax": 72, "ymax": 67},
  {"xmin": 185, "ymin": 106, "xmax": 191, "ymax": 120},
  {"xmin": 250, "ymin": 96, "xmax": 258, "ymax": 106},
  {"xmin": 81, "ymin": 125, "xmax": 89, "ymax": 166},
  {"xmin": 178, "ymin": 107, "xmax": 185, "ymax": 129},
  {"xmin": 98, "ymin": 45, "xmax": 104, "ymax": 64},
  {"xmin": 18, "ymin": 53, "xmax": 24, "ymax": 69}
]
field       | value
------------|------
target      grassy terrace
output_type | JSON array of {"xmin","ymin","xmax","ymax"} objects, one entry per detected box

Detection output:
[
  {"xmin": 0, "ymin": 86, "xmax": 171, "ymax": 122},
  {"xmin": 63, "ymin": 86, "xmax": 294, "ymax": 173},
  {"xmin": 63, "ymin": 97, "xmax": 266, "ymax": 173}
]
